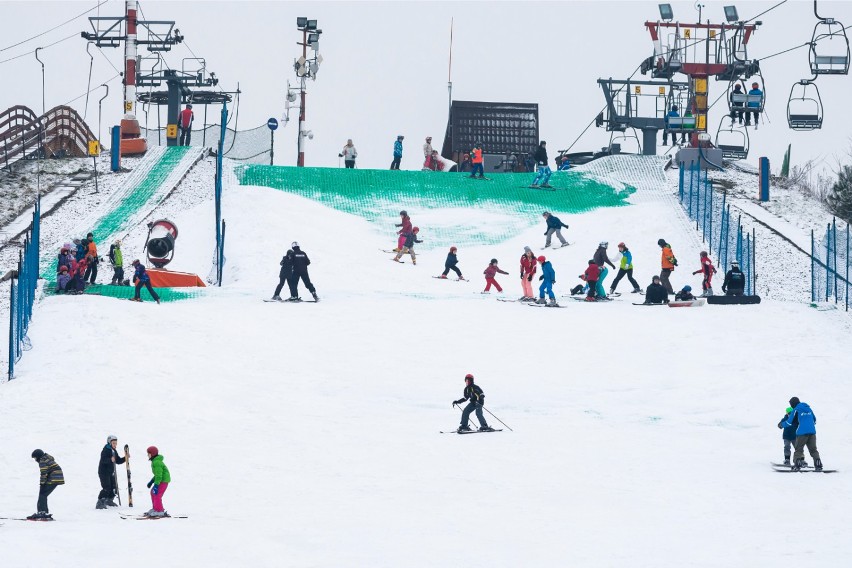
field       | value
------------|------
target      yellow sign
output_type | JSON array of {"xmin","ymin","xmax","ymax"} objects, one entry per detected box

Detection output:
[
  {"xmin": 697, "ymin": 115, "xmax": 707, "ymax": 130},
  {"xmin": 658, "ymin": 86, "xmax": 666, "ymax": 95},
  {"xmin": 684, "ymin": 29, "xmax": 691, "ymax": 39},
  {"xmin": 710, "ymin": 30, "xmax": 716, "ymax": 39},
  {"xmin": 166, "ymin": 124, "xmax": 178, "ymax": 138},
  {"xmin": 635, "ymin": 86, "xmax": 641, "ymax": 95},
  {"xmin": 87, "ymin": 140, "xmax": 100, "ymax": 156},
  {"xmin": 124, "ymin": 101, "xmax": 132, "ymax": 112}
]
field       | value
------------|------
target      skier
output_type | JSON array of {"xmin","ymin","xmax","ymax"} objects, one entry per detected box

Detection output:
[
  {"xmin": 340, "ymin": 139, "xmax": 358, "ymax": 168},
  {"xmin": 674, "ymin": 285, "xmax": 695, "ymax": 301},
  {"xmin": 777, "ymin": 406, "xmax": 800, "ymax": 467},
  {"xmin": 439, "ymin": 246, "xmax": 463, "ymax": 279},
  {"xmin": 483, "ymin": 258, "xmax": 509, "ymax": 293},
  {"xmin": 745, "ymin": 82, "xmax": 763, "ymax": 128},
  {"xmin": 610, "ymin": 242, "xmax": 642, "ymax": 294},
  {"xmin": 84, "ymin": 232, "xmax": 98, "ymax": 284},
  {"xmin": 581, "ymin": 260, "xmax": 600, "ymax": 302},
  {"xmin": 130, "ymin": 259, "xmax": 160, "ymax": 303},
  {"xmin": 537, "ymin": 255, "xmax": 558, "ymax": 305},
  {"xmin": 530, "ymin": 141, "xmax": 552, "ymax": 188},
  {"xmin": 519, "ymin": 246, "xmax": 537, "ymax": 301},
  {"xmin": 721, "ymin": 261, "xmax": 745, "ymax": 296},
  {"xmin": 29, "ymin": 449, "xmax": 64, "ymax": 520},
  {"xmin": 393, "ymin": 227, "xmax": 422, "ymax": 264},
  {"xmin": 108, "ymin": 239, "xmax": 124, "ymax": 285},
  {"xmin": 643, "ymin": 275, "xmax": 669, "ymax": 304},
  {"xmin": 452, "ymin": 374, "xmax": 492, "ymax": 432},
  {"xmin": 271, "ymin": 249, "xmax": 296, "ymax": 301},
  {"xmin": 390, "ymin": 135, "xmax": 404, "ymax": 170},
  {"xmin": 783, "ymin": 397, "xmax": 823, "ymax": 471},
  {"xmin": 394, "ymin": 210, "xmax": 412, "ymax": 252},
  {"xmin": 592, "ymin": 241, "xmax": 617, "ymax": 299},
  {"xmin": 96, "ymin": 435, "xmax": 126, "ymax": 509},
  {"xmin": 291, "ymin": 242, "xmax": 319, "ymax": 301},
  {"xmin": 541, "ymin": 211, "xmax": 569, "ymax": 248},
  {"xmin": 145, "ymin": 446, "xmax": 171, "ymax": 517},
  {"xmin": 692, "ymin": 251, "xmax": 717, "ymax": 296},
  {"xmin": 469, "ymin": 142, "xmax": 484, "ymax": 179},
  {"xmin": 657, "ymin": 238, "xmax": 677, "ymax": 294},
  {"xmin": 179, "ymin": 104, "xmax": 194, "ymax": 146}
]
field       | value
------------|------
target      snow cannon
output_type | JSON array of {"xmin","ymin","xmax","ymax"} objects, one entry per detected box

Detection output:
[{"xmin": 145, "ymin": 219, "xmax": 179, "ymax": 268}]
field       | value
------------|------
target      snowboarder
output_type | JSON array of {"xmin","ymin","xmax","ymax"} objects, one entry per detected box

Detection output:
[
  {"xmin": 439, "ymin": 246, "xmax": 463, "ymax": 279},
  {"xmin": 469, "ymin": 142, "xmax": 484, "ymax": 179},
  {"xmin": 130, "ymin": 260, "xmax": 160, "ymax": 304},
  {"xmin": 179, "ymin": 104, "xmax": 194, "ymax": 146},
  {"xmin": 340, "ymin": 139, "xmax": 358, "ymax": 168},
  {"xmin": 537, "ymin": 255, "xmax": 558, "ymax": 305},
  {"xmin": 393, "ymin": 227, "xmax": 422, "ymax": 264},
  {"xmin": 519, "ymin": 246, "xmax": 537, "ymax": 301},
  {"xmin": 593, "ymin": 242, "xmax": 617, "ymax": 299},
  {"xmin": 108, "ymin": 239, "xmax": 124, "ymax": 285},
  {"xmin": 145, "ymin": 446, "xmax": 171, "ymax": 517},
  {"xmin": 721, "ymin": 261, "xmax": 745, "ymax": 296},
  {"xmin": 271, "ymin": 249, "xmax": 296, "ymax": 301},
  {"xmin": 783, "ymin": 397, "xmax": 823, "ymax": 471},
  {"xmin": 452, "ymin": 374, "xmax": 492, "ymax": 432},
  {"xmin": 610, "ymin": 242, "xmax": 642, "ymax": 294},
  {"xmin": 674, "ymin": 285, "xmax": 695, "ymax": 301},
  {"xmin": 777, "ymin": 406, "xmax": 800, "ymax": 467},
  {"xmin": 693, "ymin": 251, "xmax": 717, "ymax": 296},
  {"xmin": 29, "ymin": 449, "xmax": 64, "ymax": 520},
  {"xmin": 644, "ymin": 275, "xmax": 669, "ymax": 304},
  {"xmin": 530, "ymin": 141, "xmax": 552, "ymax": 188},
  {"xmin": 581, "ymin": 260, "xmax": 600, "ymax": 302},
  {"xmin": 542, "ymin": 211, "xmax": 569, "ymax": 248},
  {"xmin": 291, "ymin": 242, "xmax": 319, "ymax": 301},
  {"xmin": 394, "ymin": 210, "xmax": 412, "ymax": 252},
  {"xmin": 483, "ymin": 258, "xmax": 509, "ymax": 292},
  {"xmin": 390, "ymin": 135, "xmax": 404, "ymax": 170},
  {"xmin": 96, "ymin": 435, "xmax": 126, "ymax": 509},
  {"xmin": 657, "ymin": 239, "xmax": 677, "ymax": 294}
]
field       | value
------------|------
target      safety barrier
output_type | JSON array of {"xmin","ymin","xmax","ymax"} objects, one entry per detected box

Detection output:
[
  {"xmin": 811, "ymin": 219, "xmax": 850, "ymax": 309},
  {"xmin": 8, "ymin": 196, "xmax": 41, "ymax": 380}
]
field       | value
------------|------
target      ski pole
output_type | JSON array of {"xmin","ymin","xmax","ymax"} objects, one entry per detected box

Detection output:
[{"xmin": 482, "ymin": 407, "xmax": 513, "ymax": 431}]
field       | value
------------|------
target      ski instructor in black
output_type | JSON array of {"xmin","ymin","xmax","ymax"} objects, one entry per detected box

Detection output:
[
  {"xmin": 453, "ymin": 374, "xmax": 493, "ymax": 432},
  {"xmin": 97, "ymin": 435, "xmax": 125, "ymax": 509},
  {"xmin": 291, "ymin": 242, "xmax": 319, "ymax": 301}
]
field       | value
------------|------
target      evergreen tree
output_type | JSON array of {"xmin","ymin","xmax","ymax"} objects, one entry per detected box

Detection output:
[{"xmin": 826, "ymin": 164, "xmax": 852, "ymax": 223}]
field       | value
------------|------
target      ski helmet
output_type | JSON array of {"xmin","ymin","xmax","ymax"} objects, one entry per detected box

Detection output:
[
  {"xmin": 731, "ymin": 260, "xmax": 739, "ymax": 267},
  {"xmin": 412, "ymin": 226, "xmax": 420, "ymax": 233},
  {"xmin": 657, "ymin": 239, "xmax": 667, "ymax": 247},
  {"xmin": 399, "ymin": 210, "xmax": 407, "ymax": 216},
  {"xmin": 490, "ymin": 258, "xmax": 498, "ymax": 264},
  {"xmin": 537, "ymin": 256, "xmax": 546, "ymax": 263},
  {"xmin": 683, "ymin": 285, "xmax": 692, "ymax": 292},
  {"xmin": 465, "ymin": 373, "xmax": 474, "ymax": 381},
  {"xmin": 599, "ymin": 241, "xmax": 608, "ymax": 248},
  {"xmin": 291, "ymin": 241, "xmax": 299, "ymax": 248},
  {"xmin": 789, "ymin": 397, "xmax": 800, "ymax": 407},
  {"xmin": 131, "ymin": 259, "xmax": 140, "ymax": 266},
  {"xmin": 146, "ymin": 446, "xmax": 159, "ymax": 457},
  {"xmin": 588, "ymin": 259, "xmax": 596, "ymax": 264},
  {"xmin": 700, "ymin": 251, "xmax": 708, "ymax": 257},
  {"xmin": 450, "ymin": 246, "xmax": 457, "ymax": 253},
  {"xmin": 617, "ymin": 242, "xmax": 626, "ymax": 248},
  {"xmin": 31, "ymin": 449, "xmax": 44, "ymax": 459},
  {"xmin": 107, "ymin": 435, "xmax": 118, "ymax": 444}
]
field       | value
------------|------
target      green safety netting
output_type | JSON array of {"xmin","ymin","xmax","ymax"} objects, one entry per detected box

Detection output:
[
  {"xmin": 42, "ymin": 283, "xmax": 203, "ymax": 302},
  {"xmin": 236, "ymin": 166, "xmax": 634, "ymax": 249}
]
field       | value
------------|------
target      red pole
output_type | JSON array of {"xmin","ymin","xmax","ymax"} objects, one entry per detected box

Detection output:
[{"xmin": 297, "ymin": 28, "xmax": 307, "ymax": 167}]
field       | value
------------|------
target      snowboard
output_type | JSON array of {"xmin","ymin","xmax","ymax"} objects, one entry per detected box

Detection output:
[
  {"xmin": 706, "ymin": 295, "xmax": 761, "ymax": 305},
  {"xmin": 263, "ymin": 298, "xmax": 318, "ymax": 303},
  {"xmin": 667, "ymin": 298, "xmax": 706, "ymax": 308},
  {"xmin": 633, "ymin": 302, "xmax": 667, "ymax": 306},
  {"xmin": 772, "ymin": 468, "xmax": 837, "ymax": 473},
  {"xmin": 770, "ymin": 462, "xmax": 811, "ymax": 469}
]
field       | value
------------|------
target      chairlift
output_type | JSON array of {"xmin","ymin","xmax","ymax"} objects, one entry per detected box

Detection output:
[
  {"xmin": 664, "ymin": 84, "xmax": 697, "ymax": 133},
  {"xmin": 727, "ymin": 76, "xmax": 766, "ymax": 129},
  {"xmin": 715, "ymin": 118, "xmax": 749, "ymax": 160},
  {"xmin": 809, "ymin": 9, "xmax": 850, "ymax": 75},
  {"xmin": 787, "ymin": 80, "xmax": 824, "ymax": 131}
]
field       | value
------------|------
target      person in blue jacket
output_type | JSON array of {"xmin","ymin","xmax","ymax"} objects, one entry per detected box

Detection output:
[
  {"xmin": 745, "ymin": 82, "xmax": 763, "ymax": 128},
  {"xmin": 439, "ymin": 246, "xmax": 463, "ymax": 279},
  {"xmin": 783, "ymin": 397, "xmax": 823, "ymax": 471},
  {"xmin": 130, "ymin": 259, "xmax": 160, "ymax": 304},
  {"xmin": 777, "ymin": 406, "xmax": 801, "ymax": 467},
  {"xmin": 536, "ymin": 255, "xmax": 557, "ymax": 306},
  {"xmin": 541, "ymin": 211, "xmax": 569, "ymax": 248},
  {"xmin": 390, "ymin": 135, "xmax": 404, "ymax": 170}
]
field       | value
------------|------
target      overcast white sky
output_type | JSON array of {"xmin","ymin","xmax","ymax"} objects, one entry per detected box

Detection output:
[{"xmin": 1, "ymin": 1, "xmax": 850, "ymax": 172}]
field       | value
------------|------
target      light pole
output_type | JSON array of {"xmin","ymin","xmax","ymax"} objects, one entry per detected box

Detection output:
[{"xmin": 294, "ymin": 17, "xmax": 322, "ymax": 167}]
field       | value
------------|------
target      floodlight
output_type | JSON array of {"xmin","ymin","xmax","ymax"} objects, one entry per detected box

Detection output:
[
  {"xmin": 297, "ymin": 17, "xmax": 308, "ymax": 28},
  {"xmin": 724, "ymin": 6, "xmax": 739, "ymax": 23},
  {"xmin": 306, "ymin": 20, "xmax": 317, "ymax": 30},
  {"xmin": 308, "ymin": 33, "xmax": 320, "ymax": 45},
  {"xmin": 658, "ymin": 3, "xmax": 673, "ymax": 21},
  {"xmin": 286, "ymin": 92, "xmax": 297, "ymax": 103}
]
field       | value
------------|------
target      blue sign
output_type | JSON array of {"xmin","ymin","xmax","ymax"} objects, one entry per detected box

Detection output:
[{"xmin": 267, "ymin": 118, "xmax": 279, "ymax": 131}]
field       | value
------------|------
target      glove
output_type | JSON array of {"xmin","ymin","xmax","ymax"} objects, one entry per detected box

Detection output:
[
  {"xmin": 693, "ymin": 270, "xmax": 700, "ymax": 275},
  {"xmin": 338, "ymin": 153, "xmax": 343, "ymax": 157},
  {"xmin": 539, "ymin": 275, "xmax": 543, "ymax": 281},
  {"xmin": 527, "ymin": 274, "xmax": 533, "ymax": 281},
  {"xmin": 152, "ymin": 484, "xmax": 160, "ymax": 495},
  {"xmin": 147, "ymin": 478, "xmax": 154, "ymax": 488},
  {"xmin": 543, "ymin": 232, "xmax": 548, "ymax": 235}
]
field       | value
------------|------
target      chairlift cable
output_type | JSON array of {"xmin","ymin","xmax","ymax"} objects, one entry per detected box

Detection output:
[
  {"xmin": 743, "ymin": 0, "xmax": 789, "ymax": 24},
  {"xmin": 0, "ymin": 0, "xmax": 109, "ymax": 53},
  {"xmin": 0, "ymin": 32, "xmax": 78, "ymax": 66}
]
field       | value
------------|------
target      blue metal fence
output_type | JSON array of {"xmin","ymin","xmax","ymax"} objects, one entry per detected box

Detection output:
[
  {"xmin": 214, "ymin": 101, "xmax": 228, "ymax": 286},
  {"xmin": 811, "ymin": 219, "xmax": 850, "ymax": 309},
  {"xmin": 8, "ymin": 196, "xmax": 41, "ymax": 380}
]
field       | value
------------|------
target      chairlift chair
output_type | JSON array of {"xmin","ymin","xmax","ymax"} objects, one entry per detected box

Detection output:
[
  {"xmin": 787, "ymin": 80, "xmax": 824, "ymax": 131},
  {"xmin": 664, "ymin": 85, "xmax": 697, "ymax": 133},
  {"xmin": 715, "ymin": 118, "xmax": 749, "ymax": 160},
  {"xmin": 609, "ymin": 129, "xmax": 642, "ymax": 155},
  {"xmin": 809, "ymin": 19, "xmax": 851, "ymax": 75}
]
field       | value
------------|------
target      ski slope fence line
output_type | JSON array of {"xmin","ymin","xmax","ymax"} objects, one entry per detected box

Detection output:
[
  {"xmin": 811, "ymin": 218, "xmax": 851, "ymax": 309},
  {"xmin": 679, "ymin": 161, "xmax": 755, "ymax": 295},
  {"xmin": 8, "ymin": 196, "xmax": 40, "ymax": 380},
  {"xmin": 235, "ymin": 166, "xmax": 635, "ymax": 249}
]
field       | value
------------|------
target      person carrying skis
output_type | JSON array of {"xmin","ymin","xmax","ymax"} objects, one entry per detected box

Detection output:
[
  {"xmin": 777, "ymin": 406, "xmax": 799, "ymax": 467},
  {"xmin": 581, "ymin": 260, "xmax": 600, "ymax": 302},
  {"xmin": 693, "ymin": 251, "xmax": 717, "ymax": 296},
  {"xmin": 610, "ymin": 242, "xmax": 642, "ymax": 294},
  {"xmin": 469, "ymin": 142, "xmax": 484, "ymax": 179},
  {"xmin": 674, "ymin": 285, "xmax": 695, "ymax": 301},
  {"xmin": 519, "ymin": 246, "xmax": 537, "ymax": 301},
  {"xmin": 657, "ymin": 238, "xmax": 677, "ymax": 294},
  {"xmin": 390, "ymin": 135, "xmax": 404, "ymax": 170},
  {"xmin": 537, "ymin": 255, "xmax": 558, "ymax": 305},
  {"xmin": 542, "ymin": 211, "xmax": 569, "ymax": 248},
  {"xmin": 483, "ymin": 258, "xmax": 509, "ymax": 292},
  {"xmin": 96, "ymin": 435, "xmax": 126, "ymax": 509},
  {"xmin": 593, "ymin": 242, "xmax": 617, "ymax": 299},
  {"xmin": 530, "ymin": 141, "xmax": 552, "ymax": 188},
  {"xmin": 291, "ymin": 242, "xmax": 319, "ymax": 301},
  {"xmin": 395, "ymin": 210, "xmax": 412, "ymax": 252},
  {"xmin": 130, "ymin": 260, "xmax": 160, "ymax": 303},
  {"xmin": 145, "ymin": 446, "xmax": 171, "ymax": 517},
  {"xmin": 783, "ymin": 397, "xmax": 824, "ymax": 471},
  {"xmin": 29, "ymin": 449, "xmax": 64, "ymax": 520},
  {"xmin": 393, "ymin": 227, "xmax": 422, "ymax": 265},
  {"xmin": 452, "ymin": 374, "xmax": 492, "ymax": 432},
  {"xmin": 440, "ymin": 246, "xmax": 463, "ymax": 279},
  {"xmin": 108, "ymin": 239, "xmax": 124, "ymax": 285},
  {"xmin": 179, "ymin": 104, "xmax": 194, "ymax": 146},
  {"xmin": 722, "ymin": 260, "xmax": 745, "ymax": 296},
  {"xmin": 272, "ymin": 249, "xmax": 296, "ymax": 301},
  {"xmin": 643, "ymin": 275, "xmax": 669, "ymax": 304}
]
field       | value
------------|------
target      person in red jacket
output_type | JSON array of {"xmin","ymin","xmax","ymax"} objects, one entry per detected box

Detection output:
[
  {"xmin": 179, "ymin": 104, "xmax": 194, "ymax": 146},
  {"xmin": 581, "ymin": 260, "xmax": 600, "ymax": 302},
  {"xmin": 692, "ymin": 251, "xmax": 717, "ymax": 296},
  {"xmin": 519, "ymin": 246, "xmax": 537, "ymax": 301},
  {"xmin": 394, "ymin": 210, "xmax": 412, "ymax": 252},
  {"xmin": 483, "ymin": 258, "xmax": 509, "ymax": 293},
  {"xmin": 469, "ymin": 143, "xmax": 485, "ymax": 179}
]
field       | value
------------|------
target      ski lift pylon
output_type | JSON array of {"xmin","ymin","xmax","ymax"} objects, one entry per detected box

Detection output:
[
  {"xmin": 715, "ymin": 118, "xmax": 749, "ymax": 160},
  {"xmin": 787, "ymin": 80, "xmax": 824, "ymax": 131}
]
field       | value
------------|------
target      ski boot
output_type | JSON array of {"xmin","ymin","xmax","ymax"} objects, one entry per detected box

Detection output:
[
  {"xmin": 547, "ymin": 298, "xmax": 559, "ymax": 307},
  {"xmin": 814, "ymin": 458, "xmax": 823, "ymax": 472},
  {"xmin": 271, "ymin": 295, "xmax": 282, "ymax": 301},
  {"xmin": 529, "ymin": 184, "xmax": 540, "ymax": 189},
  {"xmin": 479, "ymin": 426, "xmax": 494, "ymax": 432},
  {"xmin": 412, "ymin": 258, "xmax": 417, "ymax": 265},
  {"xmin": 783, "ymin": 457, "xmax": 791, "ymax": 466},
  {"xmin": 312, "ymin": 291, "xmax": 319, "ymax": 302},
  {"xmin": 791, "ymin": 458, "xmax": 805, "ymax": 471},
  {"xmin": 457, "ymin": 425, "xmax": 472, "ymax": 433},
  {"xmin": 559, "ymin": 242, "xmax": 570, "ymax": 248},
  {"xmin": 105, "ymin": 498, "xmax": 118, "ymax": 507},
  {"xmin": 536, "ymin": 298, "xmax": 547, "ymax": 304},
  {"xmin": 584, "ymin": 296, "xmax": 596, "ymax": 302},
  {"xmin": 438, "ymin": 275, "xmax": 447, "ymax": 279},
  {"xmin": 96, "ymin": 498, "xmax": 108, "ymax": 510},
  {"xmin": 632, "ymin": 288, "xmax": 643, "ymax": 294},
  {"xmin": 287, "ymin": 297, "xmax": 302, "ymax": 302},
  {"xmin": 26, "ymin": 512, "xmax": 52, "ymax": 521}
]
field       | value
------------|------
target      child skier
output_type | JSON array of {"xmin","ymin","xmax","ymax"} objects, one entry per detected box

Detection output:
[
  {"xmin": 145, "ymin": 446, "xmax": 171, "ymax": 517},
  {"xmin": 581, "ymin": 260, "xmax": 600, "ymax": 302},
  {"xmin": 674, "ymin": 285, "xmax": 695, "ymax": 301},
  {"xmin": 29, "ymin": 449, "xmax": 64, "ymax": 520},
  {"xmin": 108, "ymin": 239, "xmax": 125, "ymax": 285},
  {"xmin": 692, "ymin": 251, "xmax": 717, "ymax": 296},
  {"xmin": 393, "ymin": 227, "xmax": 422, "ymax": 264},
  {"xmin": 610, "ymin": 242, "xmax": 642, "ymax": 294},
  {"xmin": 519, "ymin": 246, "xmax": 537, "ymax": 301},
  {"xmin": 537, "ymin": 255, "xmax": 558, "ymax": 305},
  {"xmin": 439, "ymin": 246, "xmax": 463, "ymax": 279},
  {"xmin": 394, "ymin": 210, "xmax": 412, "ymax": 252},
  {"xmin": 452, "ymin": 374, "xmax": 492, "ymax": 432},
  {"xmin": 783, "ymin": 397, "xmax": 824, "ymax": 471},
  {"xmin": 130, "ymin": 259, "xmax": 161, "ymax": 303},
  {"xmin": 777, "ymin": 406, "xmax": 799, "ymax": 467},
  {"xmin": 483, "ymin": 258, "xmax": 509, "ymax": 292}
]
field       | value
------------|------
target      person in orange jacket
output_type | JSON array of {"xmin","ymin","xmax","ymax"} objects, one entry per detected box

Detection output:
[
  {"xmin": 657, "ymin": 238, "xmax": 677, "ymax": 294},
  {"xmin": 84, "ymin": 232, "xmax": 98, "ymax": 284},
  {"xmin": 469, "ymin": 142, "xmax": 485, "ymax": 179}
]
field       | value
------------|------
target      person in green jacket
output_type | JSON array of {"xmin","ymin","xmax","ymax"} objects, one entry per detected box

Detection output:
[
  {"xmin": 145, "ymin": 446, "xmax": 171, "ymax": 517},
  {"xmin": 109, "ymin": 239, "xmax": 125, "ymax": 285}
]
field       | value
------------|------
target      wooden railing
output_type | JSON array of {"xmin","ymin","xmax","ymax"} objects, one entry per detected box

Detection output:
[{"xmin": 0, "ymin": 105, "xmax": 97, "ymax": 170}]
